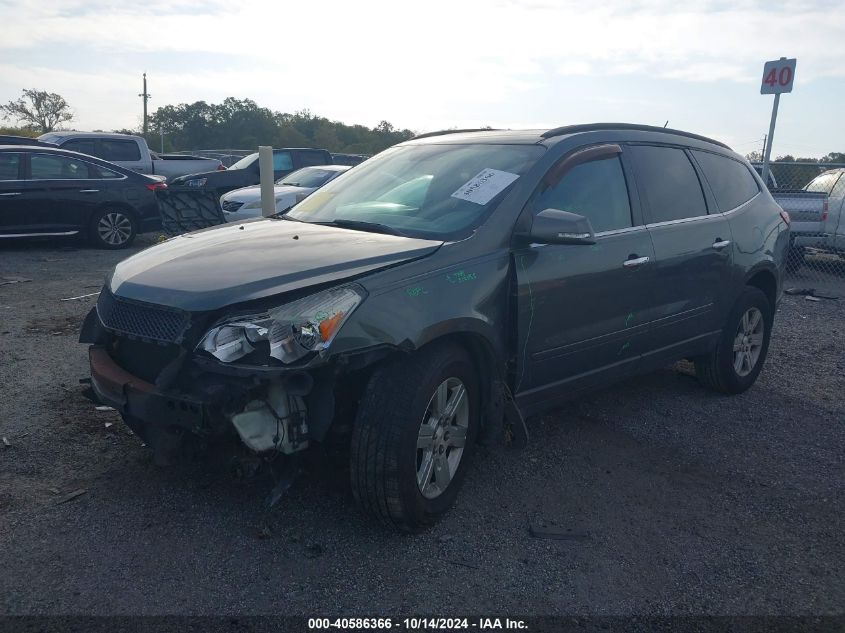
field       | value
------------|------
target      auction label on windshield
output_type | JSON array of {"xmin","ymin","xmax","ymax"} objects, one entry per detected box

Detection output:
[{"xmin": 451, "ymin": 169, "xmax": 519, "ymax": 205}]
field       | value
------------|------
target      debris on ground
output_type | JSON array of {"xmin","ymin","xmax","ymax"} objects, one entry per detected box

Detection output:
[
  {"xmin": 55, "ymin": 489, "xmax": 87, "ymax": 505},
  {"xmin": 0, "ymin": 276, "xmax": 32, "ymax": 286},
  {"xmin": 95, "ymin": 406, "xmax": 115, "ymax": 412},
  {"xmin": 104, "ymin": 422, "xmax": 113, "ymax": 429},
  {"xmin": 59, "ymin": 291, "xmax": 101, "ymax": 302},
  {"xmin": 256, "ymin": 523, "xmax": 273, "ymax": 539},
  {"xmin": 805, "ymin": 295, "xmax": 822, "ymax": 302},
  {"xmin": 2, "ymin": 437, "xmax": 10, "ymax": 448},
  {"xmin": 785, "ymin": 287, "xmax": 839, "ymax": 300}
]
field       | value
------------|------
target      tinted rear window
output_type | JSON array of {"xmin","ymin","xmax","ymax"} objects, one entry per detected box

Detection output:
[
  {"xmin": 99, "ymin": 139, "xmax": 142, "ymax": 162},
  {"xmin": 692, "ymin": 150, "xmax": 759, "ymax": 211},
  {"xmin": 806, "ymin": 172, "xmax": 839, "ymax": 194},
  {"xmin": 297, "ymin": 151, "xmax": 331, "ymax": 167},
  {"xmin": 631, "ymin": 145, "xmax": 708, "ymax": 222},
  {"xmin": 62, "ymin": 138, "xmax": 97, "ymax": 156}
]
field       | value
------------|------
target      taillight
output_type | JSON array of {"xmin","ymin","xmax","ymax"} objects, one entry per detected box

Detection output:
[
  {"xmin": 779, "ymin": 210, "xmax": 791, "ymax": 226},
  {"xmin": 822, "ymin": 201, "xmax": 829, "ymax": 222},
  {"xmin": 145, "ymin": 182, "xmax": 167, "ymax": 192},
  {"xmin": 217, "ymin": 164, "xmax": 227, "ymax": 171}
]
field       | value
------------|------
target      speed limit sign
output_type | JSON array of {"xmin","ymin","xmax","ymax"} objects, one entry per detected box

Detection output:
[{"xmin": 760, "ymin": 58, "xmax": 796, "ymax": 94}]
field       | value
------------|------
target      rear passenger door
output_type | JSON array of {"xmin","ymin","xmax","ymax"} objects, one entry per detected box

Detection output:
[
  {"xmin": 629, "ymin": 144, "xmax": 734, "ymax": 360},
  {"xmin": 29, "ymin": 153, "xmax": 103, "ymax": 232}
]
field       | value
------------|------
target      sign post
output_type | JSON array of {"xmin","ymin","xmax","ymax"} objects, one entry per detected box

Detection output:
[{"xmin": 760, "ymin": 57, "xmax": 796, "ymax": 187}]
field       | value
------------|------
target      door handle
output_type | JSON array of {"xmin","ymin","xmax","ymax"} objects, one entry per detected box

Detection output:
[
  {"xmin": 712, "ymin": 239, "xmax": 731, "ymax": 250},
  {"xmin": 623, "ymin": 255, "xmax": 650, "ymax": 268},
  {"xmin": 79, "ymin": 189, "xmax": 100, "ymax": 193},
  {"xmin": 0, "ymin": 192, "xmax": 21, "ymax": 197}
]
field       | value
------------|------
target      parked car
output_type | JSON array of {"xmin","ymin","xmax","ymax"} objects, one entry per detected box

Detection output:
[
  {"xmin": 220, "ymin": 165, "xmax": 351, "ymax": 222},
  {"xmin": 169, "ymin": 148, "xmax": 333, "ymax": 197},
  {"xmin": 81, "ymin": 124, "xmax": 788, "ymax": 530},
  {"xmin": 0, "ymin": 135, "xmax": 56, "ymax": 147},
  {"xmin": 785, "ymin": 169, "xmax": 845, "ymax": 264},
  {"xmin": 36, "ymin": 132, "xmax": 224, "ymax": 181},
  {"xmin": 331, "ymin": 153, "xmax": 369, "ymax": 166},
  {"xmin": 0, "ymin": 145, "xmax": 165, "ymax": 249}
]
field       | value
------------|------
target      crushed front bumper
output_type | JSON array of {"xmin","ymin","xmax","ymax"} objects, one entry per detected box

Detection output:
[{"xmin": 89, "ymin": 345, "xmax": 206, "ymax": 434}]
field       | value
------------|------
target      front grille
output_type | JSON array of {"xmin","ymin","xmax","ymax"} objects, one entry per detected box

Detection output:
[
  {"xmin": 97, "ymin": 288, "xmax": 190, "ymax": 344},
  {"xmin": 222, "ymin": 200, "xmax": 244, "ymax": 213}
]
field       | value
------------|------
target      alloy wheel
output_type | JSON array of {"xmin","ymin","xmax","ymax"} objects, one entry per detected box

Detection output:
[
  {"xmin": 733, "ymin": 307, "xmax": 765, "ymax": 377},
  {"xmin": 97, "ymin": 212, "xmax": 133, "ymax": 246},
  {"xmin": 416, "ymin": 377, "xmax": 469, "ymax": 500}
]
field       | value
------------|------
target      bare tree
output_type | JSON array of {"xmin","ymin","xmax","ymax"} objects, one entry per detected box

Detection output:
[{"xmin": 0, "ymin": 89, "xmax": 74, "ymax": 133}]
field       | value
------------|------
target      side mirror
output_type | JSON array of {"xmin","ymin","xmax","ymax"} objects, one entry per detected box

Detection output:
[{"xmin": 525, "ymin": 208, "xmax": 596, "ymax": 245}]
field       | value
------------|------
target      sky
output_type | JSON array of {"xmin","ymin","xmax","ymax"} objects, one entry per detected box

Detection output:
[{"xmin": 1, "ymin": 0, "xmax": 843, "ymax": 158}]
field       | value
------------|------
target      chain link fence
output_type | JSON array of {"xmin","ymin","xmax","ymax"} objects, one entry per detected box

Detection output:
[{"xmin": 751, "ymin": 161, "xmax": 845, "ymax": 298}]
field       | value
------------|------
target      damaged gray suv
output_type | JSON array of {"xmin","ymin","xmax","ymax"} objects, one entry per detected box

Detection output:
[{"xmin": 81, "ymin": 124, "xmax": 789, "ymax": 531}]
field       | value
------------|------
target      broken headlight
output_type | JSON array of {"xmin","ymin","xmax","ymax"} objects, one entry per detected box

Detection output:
[{"xmin": 198, "ymin": 285, "xmax": 365, "ymax": 364}]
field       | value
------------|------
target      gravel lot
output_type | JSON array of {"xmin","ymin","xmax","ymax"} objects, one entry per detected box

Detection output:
[{"xmin": 1, "ymin": 236, "xmax": 843, "ymax": 616}]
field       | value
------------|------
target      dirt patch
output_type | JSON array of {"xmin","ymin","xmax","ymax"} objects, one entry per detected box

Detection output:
[
  {"xmin": 52, "ymin": 385, "xmax": 122, "ymax": 435},
  {"xmin": 26, "ymin": 314, "xmax": 84, "ymax": 336}
]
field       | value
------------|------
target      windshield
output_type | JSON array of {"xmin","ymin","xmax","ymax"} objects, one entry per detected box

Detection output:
[
  {"xmin": 278, "ymin": 167, "xmax": 341, "ymax": 188},
  {"xmin": 229, "ymin": 153, "xmax": 258, "ymax": 170},
  {"xmin": 285, "ymin": 143, "xmax": 544, "ymax": 238}
]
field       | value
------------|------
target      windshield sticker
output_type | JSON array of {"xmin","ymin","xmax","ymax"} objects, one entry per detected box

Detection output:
[
  {"xmin": 291, "ymin": 191, "xmax": 334, "ymax": 214},
  {"xmin": 451, "ymin": 169, "xmax": 520, "ymax": 205}
]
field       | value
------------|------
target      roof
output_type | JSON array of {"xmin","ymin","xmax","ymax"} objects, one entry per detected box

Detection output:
[
  {"xmin": 405, "ymin": 123, "xmax": 731, "ymax": 150},
  {"xmin": 38, "ymin": 131, "xmax": 144, "ymax": 141}
]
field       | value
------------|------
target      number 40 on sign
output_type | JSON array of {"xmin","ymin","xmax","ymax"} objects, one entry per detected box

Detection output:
[{"xmin": 761, "ymin": 58, "xmax": 796, "ymax": 94}]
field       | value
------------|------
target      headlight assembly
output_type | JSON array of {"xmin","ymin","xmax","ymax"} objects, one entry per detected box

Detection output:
[{"xmin": 198, "ymin": 285, "xmax": 366, "ymax": 364}]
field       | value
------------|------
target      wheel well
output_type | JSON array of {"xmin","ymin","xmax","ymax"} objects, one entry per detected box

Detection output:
[{"xmin": 746, "ymin": 270, "xmax": 777, "ymax": 309}]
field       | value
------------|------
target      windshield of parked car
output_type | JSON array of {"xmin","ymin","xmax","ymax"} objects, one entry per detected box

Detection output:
[
  {"xmin": 284, "ymin": 143, "xmax": 544, "ymax": 238},
  {"xmin": 278, "ymin": 167, "xmax": 342, "ymax": 188},
  {"xmin": 229, "ymin": 153, "xmax": 258, "ymax": 170}
]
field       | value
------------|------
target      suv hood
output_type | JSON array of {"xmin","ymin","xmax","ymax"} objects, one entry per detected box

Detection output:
[{"xmin": 109, "ymin": 219, "xmax": 443, "ymax": 311}]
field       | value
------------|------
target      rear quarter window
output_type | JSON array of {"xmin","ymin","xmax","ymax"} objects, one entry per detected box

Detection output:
[
  {"xmin": 692, "ymin": 150, "xmax": 759, "ymax": 211},
  {"xmin": 297, "ymin": 151, "xmax": 331, "ymax": 167},
  {"xmin": 630, "ymin": 145, "xmax": 708, "ymax": 223}
]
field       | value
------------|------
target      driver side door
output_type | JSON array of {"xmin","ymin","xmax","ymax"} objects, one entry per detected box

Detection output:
[{"xmin": 513, "ymin": 144, "xmax": 656, "ymax": 410}]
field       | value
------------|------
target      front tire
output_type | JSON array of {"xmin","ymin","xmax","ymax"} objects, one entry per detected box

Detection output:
[
  {"xmin": 694, "ymin": 286, "xmax": 773, "ymax": 394},
  {"xmin": 89, "ymin": 208, "xmax": 137, "ymax": 249},
  {"xmin": 350, "ymin": 344, "xmax": 480, "ymax": 532}
]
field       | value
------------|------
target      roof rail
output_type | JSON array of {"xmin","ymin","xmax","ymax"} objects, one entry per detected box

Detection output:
[
  {"xmin": 412, "ymin": 128, "xmax": 499, "ymax": 140},
  {"xmin": 541, "ymin": 123, "xmax": 730, "ymax": 149}
]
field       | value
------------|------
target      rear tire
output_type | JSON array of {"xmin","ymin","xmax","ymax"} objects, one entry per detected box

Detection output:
[
  {"xmin": 694, "ymin": 286, "xmax": 773, "ymax": 394},
  {"xmin": 350, "ymin": 344, "xmax": 480, "ymax": 532},
  {"xmin": 89, "ymin": 208, "xmax": 137, "ymax": 249}
]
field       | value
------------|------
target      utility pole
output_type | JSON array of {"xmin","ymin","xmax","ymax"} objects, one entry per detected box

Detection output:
[
  {"xmin": 138, "ymin": 73, "xmax": 151, "ymax": 139},
  {"xmin": 761, "ymin": 134, "xmax": 767, "ymax": 159}
]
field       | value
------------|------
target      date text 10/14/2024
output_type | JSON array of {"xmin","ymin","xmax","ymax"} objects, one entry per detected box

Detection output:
[{"xmin": 308, "ymin": 617, "xmax": 529, "ymax": 630}]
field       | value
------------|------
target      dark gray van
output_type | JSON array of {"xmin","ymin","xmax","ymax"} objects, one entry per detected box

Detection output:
[{"xmin": 81, "ymin": 124, "xmax": 789, "ymax": 531}]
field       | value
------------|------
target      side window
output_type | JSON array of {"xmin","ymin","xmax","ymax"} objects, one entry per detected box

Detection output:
[
  {"xmin": 273, "ymin": 151, "xmax": 294, "ymax": 171},
  {"xmin": 0, "ymin": 153, "xmax": 23, "ymax": 180},
  {"xmin": 806, "ymin": 173, "xmax": 838, "ymax": 194},
  {"xmin": 534, "ymin": 156, "xmax": 632, "ymax": 233},
  {"xmin": 830, "ymin": 173, "xmax": 845, "ymax": 198},
  {"xmin": 62, "ymin": 138, "xmax": 97, "ymax": 156},
  {"xmin": 30, "ymin": 154, "xmax": 93, "ymax": 180},
  {"xmin": 297, "ymin": 151, "xmax": 330, "ymax": 167},
  {"xmin": 692, "ymin": 150, "xmax": 759, "ymax": 211},
  {"xmin": 94, "ymin": 166, "xmax": 124, "ymax": 179},
  {"xmin": 630, "ymin": 145, "xmax": 708, "ymax": 222},
  {"xmin": 99, "ymin": 139, "xmax": 142, "ymax": 162}
]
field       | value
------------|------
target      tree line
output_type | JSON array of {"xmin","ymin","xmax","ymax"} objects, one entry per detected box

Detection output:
[{"xmin": 1, "ymin": 89, "xmax": 415, "ymax": 155}]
